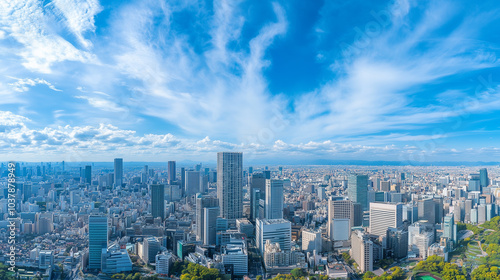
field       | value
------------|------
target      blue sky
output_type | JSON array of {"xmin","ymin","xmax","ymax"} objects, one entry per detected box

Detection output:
[{"xmin": 1, "ymin": 0, "xmax": 500, "ymax": 163}]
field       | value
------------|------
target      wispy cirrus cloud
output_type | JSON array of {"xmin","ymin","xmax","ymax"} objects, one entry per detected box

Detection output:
[
  {"xmin": 8, "ymin": 77, "xmax": 62, "ymax": 92},
  {"xmin": 109, "ymin": 0, "xmax": 287, "ymax": 139},
  {"xmin": 51, "ymin": 0, "xmax": 102, "ymax": 48},
  {"xmin": 0, "ymin": 0, "xmax": 98, "ymax": 73},
  {"xmin": 293, "ymin": 0, "xmax": 500, "ymax": 142},
  {"xmin": 1, "ymin": 0, "xmax": 500, "ymax": 162}
]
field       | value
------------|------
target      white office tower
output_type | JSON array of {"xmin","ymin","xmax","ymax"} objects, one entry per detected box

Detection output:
[
  {"xmin": 471, "ymin": 208, "xmax": 478, "ymax": 224},
  {"xmin": 414, "ymin": 232, "xmax": 434, "ymax": 260},
  {"xmin": 266, "ymin": 179, "xmax": 284, "ymax": 219},
  {"xmin": 101, "ymin": 243, "xmax": 133, "ymax": 274},
  {"xmin": 196, "ymin": 195, "xmax": 219, "ymax": 242},
  {"xmin": 141, "ymin": 237, "xmax": 160, "ymax": 264},
  {"xmin": 328, "ymin": 199, "xmax": 354, "ymax": 239},
  {"xmin": 369, "ymin": 202, "xmax": 403, "ymax": 247},
  {"xmin": 221, "ymin": 241, "xmax": 248, "ymax": 276},
  {"xmin": 350, "ymin": 230, "xmax": 373, "ymax": 272},
  {"xmin": 156, "ymin": 252, "xmax": 174, "ymax": 275},
  {"xmin": 217, "ymin": 152, "xmax": 243, "ymax": 220},
  {"xmin": 256, "ymin": 218, "xmax": 291, "ymax": 254},
  {"xmin": 302, "ymin": 229, "xmax": 322, "ymax": 252},
  {"xmin": 478, "ymin": 205, "xmax": 486, "ymax": 224}
]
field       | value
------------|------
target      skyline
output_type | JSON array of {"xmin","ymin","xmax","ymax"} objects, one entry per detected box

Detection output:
[{"xmin": 1, "ymin": 0, "xmax": 500, "ymax": 162}]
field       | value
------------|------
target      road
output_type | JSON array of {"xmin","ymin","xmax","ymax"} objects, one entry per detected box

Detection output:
[
  {"xmin": 477, "ymin": 240, "xmax": 487, "ymax": 256},
  {"xmin": 247, "ymin": 239, "xmax": 264, "ymax": 278},
  {"xmin": 343, "ymin": 262, "xmax": 360, "ymax": 280}
]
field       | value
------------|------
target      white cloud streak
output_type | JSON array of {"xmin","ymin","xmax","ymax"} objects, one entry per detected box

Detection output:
[
  {"xmin": 0, "ymin": 0, "xmax": 500, "ymax": 162},
  {"xmin": 52, "ymin": 0, "xmax": 102, "ymax": 48},
  {"xmin": 0, "ymin": 0, "xmax": 98, "ymax": 73},
  {"xmin": 8, "ymin": 77, "xmax": 62, "ymax": 92},
  {"xmin": 3, "ymin": 110, "xmax": 497, "ymax": 162}
]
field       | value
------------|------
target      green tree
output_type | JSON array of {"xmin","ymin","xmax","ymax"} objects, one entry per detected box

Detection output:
[
  {"xmin": 0, "ymin": 263, "xmax": 16, "ymax": 280},
  {"xmin": 180, "ymin": 262, "xmax": 222, "ymax": 280},
  {"xmin": 471, "ymin": 265, "xmax": 500, "ymax": 280},
  {"xmin": 362, "ymin": 271, "xmax": 376, "ymax": 279},
  {"xmin": 291, "ymin": 268, "xmax": 307, "ymax": 278}
]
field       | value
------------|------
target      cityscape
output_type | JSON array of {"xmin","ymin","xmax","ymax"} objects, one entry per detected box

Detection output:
[
  {"xmin": 2, "ymin": 0, "xmax": 500, "ymax": 280},
  {"xmin": 1, "ymin": 158, "xmax": 500, "ymax": 280}
]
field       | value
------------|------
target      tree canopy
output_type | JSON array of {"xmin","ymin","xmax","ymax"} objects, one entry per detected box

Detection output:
[
  {"xmin": 413, "ymin": 256, "xmax": 466, "ymax": 280},
  {"xmin": 472, "ymin": 265, "xmax": 500, "ymax": 280},
  {"xmin": 180, "ymin": 262, "xmax": 222, "ymax": 280}
]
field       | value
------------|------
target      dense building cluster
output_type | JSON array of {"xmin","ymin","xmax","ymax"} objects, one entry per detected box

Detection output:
[{"xmin": 0, "ymin": 155, "xmax": 499, "ymax": 279}]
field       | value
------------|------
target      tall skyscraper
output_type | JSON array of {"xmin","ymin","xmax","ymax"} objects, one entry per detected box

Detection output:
[
  {"xmin": 217, "ymin": 152, "xmax": 243, "ymax": 220},
  {"xmin": 85, "ymin": 165, "xmax": 92, "ymax": 184},
  {"xmin": 479, "ymin": 168, "xmax": 489, "ymax": 190},
  {"xmin": 418, "ymin": 198, "xmax": 435, "ymax": 223},
  {"xmin": 22, "ymin": 183, "xmax": 32, "ymax": 202},
  {"xmin": 180, "ymin": 167, "xmax": 186, "ymax": 195},
  {"xmin": 434, "ymin": 197, "xmax": 444, "ymax": 224},
  {"xmin": 249, "ymin": 173, "xmax": 266, "ymax": 194},
  {"xmin": 114, "ymin": 158, "xmax": 123, "ymax": 188},
  {"xmin": 351, "ymin": 230, "xmax": 373, "ymax": 272},
  {"xmin": 403, "ymin": 204, "xmax": 419, "ymax": 223},
  {"xmin": 168, "ymin": 161, "xmax": 176, "ymax": 183},
  {"xmin": 203, "ymin": 207, "xmax": 220, "ymax": 245},
  {"xmin": 89, "ymin": 215, "xmax": 108, "ymax": 270},
  {"xmin": 142, "ymin": 165, "xmax": 149, "ymax": 183},
  {"xmin": 328, "ymin": 199, "xmax": 354, "ymax": 239},
  {"xmin": 265, "ymin": 179, "xmax": 283, "ymax": 219},
  {"xmin": 469, "ymin": 174, "xmax": 481, "ymax": 192},
  {"xmin": 369, "ymin": 202, "xmax": 403, "ymax": 246},
  {"xmin": 464, "ymin": 199, "xmax": 473, "ymax": 223},
  {"xmin": 151, "ymin": 184, "xmax": 165, "ymax": 220},
  {"xmin": 348, "ymin": 174, "xmax": 369, "ymax": 211},
  {"xmin": 386, "ymin": 227, "xmax": 408, "ymax": 259},
  {"xmin": 443, "ymin": 214, "xmax": 457, "ymax": 245},
  {"xmin": 196, "ymin": 194, "xmax": 219, "ymax": 242},
  {"xmin": 143, "ymin": 237, "xmax": 160, "ymax": 264},
  {"xmin": 185, "ymin": 171, "xmax": 201, "ymax": 196},
  {"xmin": 250, "ymin": 189, "xmax": 261, "ymax": 222}
]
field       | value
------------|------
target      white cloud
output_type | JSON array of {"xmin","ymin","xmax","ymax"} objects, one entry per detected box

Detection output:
[
  {"xmin": 1, "ymin": 0, "xmax": 499, "ymax": 162},
  {"xmin": 52, "ymin": 0, "xmax": 102, "ymax": 48},
  {"xmin": 0, "ymin": 0, "xmax": 98, "ymax": 73},
  {"xmin": 0, "ymin": 110, "xmax": 498, "ymax": 162},
  {"xmin": 0, "ymin": 111, "xmax": 30, "ymax": 132},
  {"xmin": 292, "ymin": 0, "xmax": 500, "ymax": 142},
  {"xmin": 75, "ymin": 95, "xmax": 126, "ymax": 113},
  {"xmin": 8, "ymin": 77, "xmax": 62, "ymax": 92},
  {"xmin": 108, "ymin": 0, "xmax": 287, "ymax": 140}
]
